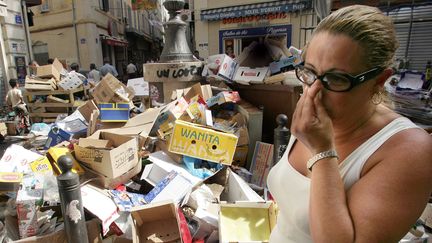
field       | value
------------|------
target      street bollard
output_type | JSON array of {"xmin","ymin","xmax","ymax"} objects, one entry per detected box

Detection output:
[
  {"xmin": 57, "ymin": 155, "xmax": 88, "ymax": 243},
  {"xmin": 273, "ymin": 114, "xmax": 291, "ymax": 166}
]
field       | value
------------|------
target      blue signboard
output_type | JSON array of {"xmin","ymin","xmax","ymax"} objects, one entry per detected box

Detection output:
[
  {"xmin": 219, "ymin": 25, "xmax": 292, "ymax": 53},
  {"xmin": 201, "ymin": 1, "xmax": 311, "ymax": 21},
  {"xmin": 15, "ymin": 15, "xmax": 22, "ymax": 24}
]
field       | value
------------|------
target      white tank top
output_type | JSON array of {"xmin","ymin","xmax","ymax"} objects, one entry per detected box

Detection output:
[{"xmin": 266, "ymin": 117, "xmax": 419, "ymax": 243}]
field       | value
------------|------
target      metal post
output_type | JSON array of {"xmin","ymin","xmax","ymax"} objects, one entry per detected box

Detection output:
[
  {"xmin": 57, "ymin": 155, "xmax": 88, "ymax": 243},
  {"xmin": 404, "ymin": 0, "xmax": 415, "ymax": 64},
  {"xmin": 273, "ymin": 114, "xmax": 290, "ymax": 165}
]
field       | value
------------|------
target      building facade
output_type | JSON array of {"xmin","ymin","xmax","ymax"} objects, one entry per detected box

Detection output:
[
  {"xmin": 29, "ymin": 0, "xmax": 164, "ymax": 78},
  {"xmin": 194, "ymin": 0, "xmax": 317, "ymax": 58},
  {"xmin": 0, "ymin": 0, "xmax": 39, "ymax": 103}
]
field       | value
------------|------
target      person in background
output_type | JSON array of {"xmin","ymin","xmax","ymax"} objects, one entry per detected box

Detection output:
[
  {"xmin": 87, "ymin": 63, "xmax": 101, "ymax": 83},
  {"xmin": 5, "ymin": 79, "xmax": 30, "ymax": 128},
  {"xmin": 100, "ymin": 57, "xmax": 118, "ymax": 77},
  {"xmin": 47, "ymin": 58, "xmax": 54, "ymax": 64},
  {"xmin": 28, "ymin": 60, "xmax": 39, "ymax": 76},
  {"xmin": 126, "ymin": 61, "xmax": 137, "ymax": 79},
  {"xmin": 194, "ymin": 50, "xmax": 204, "ymax": 61},
  {"xmin": 267, "ymin": 5, "xmax": 432, "ymax": 243}
]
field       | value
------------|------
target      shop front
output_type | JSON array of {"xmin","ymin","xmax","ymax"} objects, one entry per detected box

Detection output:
[{"xmin": 197, "ymin": 0, "xmax": 313, "ymax": 57}]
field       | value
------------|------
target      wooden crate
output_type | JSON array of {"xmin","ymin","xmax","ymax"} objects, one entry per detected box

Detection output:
[
  {"xmin": 24, "ymin": 87, "xmax": 86, "ymax": 121},
  {"xmin": 24, "ymin": 77, "xmax": 57, "ymax": 91}
]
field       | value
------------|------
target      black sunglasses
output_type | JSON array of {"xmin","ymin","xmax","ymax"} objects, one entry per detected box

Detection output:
[{"xmin": 295, "ymin": 63, "xmax": 384, "ymax": 92}]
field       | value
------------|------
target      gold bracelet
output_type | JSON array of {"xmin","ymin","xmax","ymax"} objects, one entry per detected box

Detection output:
[{"xmin": 307, "ymin": 150, "xmax": 339, "ymax": 171}]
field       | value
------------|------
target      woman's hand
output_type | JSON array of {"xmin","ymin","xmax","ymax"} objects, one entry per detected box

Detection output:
[{"xmin": 291, "ymin": 82, "xmax": 334, "ymax": 155}]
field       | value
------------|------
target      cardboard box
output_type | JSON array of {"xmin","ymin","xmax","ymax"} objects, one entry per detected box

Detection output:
[
  {"xmin": 219, "ymin": 201, "xmax": 276, "ymax": 243},
  {"xmin": 29, "ymin": 157, "xmax": 53, "ymax": 175},
  {"xmin": 58, "ymin": 72, "xmax": 83, "ymax": 90},
  {"xmin": 78, "ymin": 100, "xmax": 99, "ymax": 123},
  {"xmin": 232, "ymin": 145, "xmax": 248, "ymax": 168},
  {"xmin": 206, "ymin": 91, "xmax": 240, "ymax": 108},
  {"xmin": 169, "ymin": 120, "xmax": 238, "ymax": 165},
  {"xmin": 93, "ymin": 73, "xmax": 135, "ymax": 104},
  {"xmin": 127, "ymin": 78, "xmax": 149, "ymax": 96},
  {"xmin": 36, "ymin": 58, "xmax": 63, "ymax": 81},
  {"xmin": 202, "ymin": 54, "xmax": 238, "ymax": 82},
  {"xmin": 236, "ymin": 100, "xmax": 263, "ymax": 169},
  {"xmin": 99, "ymin": 103, "xmax": 130, "ymax": 122},
  {"xmin": 74, "ymin": 131, "xmax": 139, "ymax": 178},
  {"xmin": 269, "ymin": 56, "xmax": 297, "ymax": 75},
  {"xmin": 234, "ymin": 67, "xmax": 269, "ymax": 85},
  {"xmin": 130, "ymin": 200, "xmax": 182, "ymax": 243},
  {"xmin": 250, "ymin": 142, "xmax": 274, "ymax": 187},
  {"xmin": 0, "ymin": 172, "xmax": 22, "ymax": 192},
  {"xmin": 16, "ymin": 187, "xmax": 43, "ymax": 238},
  {"xmin": 81, "ymin": 160, "xmax": 142, "ymax": 190},
  {"xmin": 5, "ymin": 121, "xmax": 17, "ymax": 136}
]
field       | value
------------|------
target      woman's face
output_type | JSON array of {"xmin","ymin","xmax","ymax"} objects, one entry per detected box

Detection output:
[{"xmin": 304, "ymin": 32, "xmax": 377, "ymax": 120}]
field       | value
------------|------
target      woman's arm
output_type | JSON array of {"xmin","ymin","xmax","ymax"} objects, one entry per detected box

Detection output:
[{"xmin": 291, "ymin": 84, "xmax": 432, "ymax": 242}]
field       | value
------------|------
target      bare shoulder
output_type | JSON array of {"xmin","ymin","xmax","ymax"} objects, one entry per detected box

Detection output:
[{"xmin": 347, "ymin": 125, "xmax": 432, "ymax": 242}]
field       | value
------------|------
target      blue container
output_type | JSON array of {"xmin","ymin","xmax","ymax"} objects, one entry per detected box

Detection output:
[{"xmin": 99, "ymin": 103, "xmax": 130, "ymax": 122}]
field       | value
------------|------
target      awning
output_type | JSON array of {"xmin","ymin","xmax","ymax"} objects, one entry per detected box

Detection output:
[
  {"xmin": 200, "ymin": 0, "xmax": 312, "ymax": 21},
  {"xmin": 100, "ymin": 34, "xmax": 128, "ymax": 47}
]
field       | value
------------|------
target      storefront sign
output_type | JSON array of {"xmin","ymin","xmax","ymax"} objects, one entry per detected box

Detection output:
[
  {"xmin": 219, "ymin": 25, "xmax": 292, "ymax": 53},
  {"xmin": 222, "ymin": 13, "xmax": 288, "ymax": 25},
  {"xmin": 201, "ymin": 1, "xmax": 311, "ymax": 21}
]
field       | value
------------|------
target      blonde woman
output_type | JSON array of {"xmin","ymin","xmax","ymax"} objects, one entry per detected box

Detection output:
[{"xmin": 267, "ymin": 5, "xmax": 432, "ymax": 243}]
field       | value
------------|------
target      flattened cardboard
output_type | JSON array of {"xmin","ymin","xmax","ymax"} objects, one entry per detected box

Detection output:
[
  {"xmin": 130, "ymin": 200, "xmax": 182, "ymax": 243},
  {"xmin": 74, "ymin": 131, "xmax": 139, "ymax": 178},
  {"xmin": 169, "ymin": 120, "xmax": 238, "ymax": 165}
]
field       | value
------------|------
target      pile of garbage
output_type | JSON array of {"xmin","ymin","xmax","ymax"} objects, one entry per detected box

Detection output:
[
  {"xmin": 0, "ymin": 72, "xmax": 276, "ymax": 242},
  {"xmin": 202, "ymin": 38, "xmax": 303, "ymax": 86},
  {"xmin": 24, "ymin": 58, "xmax": 86, "ymax": 92},
  {"xmin": 385, "ymin": 71, "xmax": 432, "ymax": 126}
]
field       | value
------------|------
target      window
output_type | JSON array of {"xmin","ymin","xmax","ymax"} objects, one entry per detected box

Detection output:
[
  {"xmin": 99, "ymin": 0, "xmax": 109, "ymax": 12},
  {"xmin": 40, "ymin": 0, "xmax": 49, "ymax": 13}
]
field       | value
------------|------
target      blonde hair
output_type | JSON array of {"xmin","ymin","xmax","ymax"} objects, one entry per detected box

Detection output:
[{"xmin": 311, "ymin": 5, "xmax": 398, "ymax": 69}]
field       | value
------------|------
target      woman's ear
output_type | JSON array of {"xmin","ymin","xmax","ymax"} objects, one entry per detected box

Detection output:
[{"xmin": 375, "ymin": 68, "xmax": 393, "ymax": 88}]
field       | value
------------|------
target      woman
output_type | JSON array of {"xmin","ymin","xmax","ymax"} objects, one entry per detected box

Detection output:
[{"xmin": 267, "ymin": 5, "xmax": 432, "ymax": 243}]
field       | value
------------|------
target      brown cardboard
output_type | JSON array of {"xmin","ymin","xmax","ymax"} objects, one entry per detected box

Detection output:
[
  {"xmin": 36, "ymin": 58, "xmax": 63, "ymax": 81},
  {"xmin": 80, "ymin": 158, "xmax": 142, "ymax": 190},
  {"xmin": 46, "ymin": 95, "xmax": 69, "ymax": 113},
  {"xmin": 74, "ymin": 131, "xmax": 139, "ymax": 178},
  {"xmin": 233, "ymin": 145, "xmax": 249, "ymax": 167},
  {"xmin": 236, "ymin": 126, "xmax": 249, "ymax": 147},
  {"xmin": 78, "ymin": 100, "xmax": 99, "ymax": 123},
  {"xmin": 78, "ymin": 138, "xmax": 112, "ymax": 149},
  {"xmin": 99, "ymin": 107, "xmax": 161, "ymax": 138},
  {"xmin": 130, "ymin": 200, "xmax": 182, "ymax": 243},
  {"xmin": 93, "ymin": 73, "xmax": 135, "ymax": 104}
]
